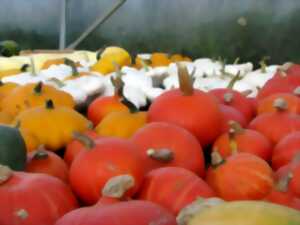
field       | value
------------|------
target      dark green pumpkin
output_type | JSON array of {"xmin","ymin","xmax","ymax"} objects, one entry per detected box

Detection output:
[{"xmin": 0, "ymin": 125, "xmax": 26, "ymax": 171}]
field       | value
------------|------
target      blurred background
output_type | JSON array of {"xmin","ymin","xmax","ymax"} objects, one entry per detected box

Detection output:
[{"xmin": 0, "ymin": 0, "xmax": 300, "ymax": 65}]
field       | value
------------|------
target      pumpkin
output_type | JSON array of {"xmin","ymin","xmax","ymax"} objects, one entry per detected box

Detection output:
[
  {"xmin": 19, "ymin": 128, "xmax": 41, "ymax": 152},
  {"xmin": 13, "ymin": 99, "xmax": 91, "ymax": 151},
  {"xmin": 248, "ymin": 101, "xmax": 300, "ymax": 144},
  {"xmin": 274, "ymin": 155, "xmax": 300, "ymax": 198},
  {"xmin": 151, "ymin": 53, "xmax": 172, "ymax": 67},
  {"xmin": 206, "ymin": 152, "xmax": 274, "ymax": 200},
  {"xmin": 0, "ymin": 81, "xmax": 19, "ymax": 109},
  {"xmin": 264, "ymin": 190, "xmax": 300, "ymax": 211},
  {"xmin": 138, "ymin": 167, "xmax": 215, "ymax": 215},
  {"xmin": 87, "ymin": 96, "xmax": 129, "ymax": 126},
  {"xmin": 41, "ymin": 58, "xmax": 81, "ymax": 70},
  {"xmin": 131, "ymin": 122, "xmax": 205, "ymax": 176},
  {"xmin": 209, "ymin": 88, "xmax": 255, "ymax": 122},
  {"xmin": 148, "ymin": 63, "xmax": 222, "ymax": 147},
  {"xmin": 0, "ymin": 165, "xmax": 78, "ymax": 225},
  {"xmin": 64, "ymin": 130, "xmax": 100, "ymax": 166},
  {"xmin": 257, "ymin": 94, "xmax": 300, "ymax": 115},
  {"xmin": 0, "ymin": 64, "xmax": 29, "ymax": 78},
  {"xmin": 69, "ymin": 137, "xmax": 145, "ymax": 205},
  {"xmin": 170, "ymin": 54, "xmax": 192, "ymax": 62},
  {"xmin": 55, "ymin": 200, "xmax": 177, "ymax": 225},
  {"xmin": 0, "ymin": 125, "xmax": 26, "ymax": 171},
  {"xmin": 134, "ymin": 55, "xmax": 151, "ymax": 69},
  {"xmin": 272, "ymin": 132, "xmax": 300, "ymax": 170},
  {"xmin": 219, "ymin": 104, "xmax": 247, "ymax": 133},
  {"xmin": 91, "ymin": 46, "xmax": 132, "ymax": 75},
  {"xmin": 2, "ymin": 82, "xmax": 75, "ymax": 117},
  {"xmin": 212, "ymin": 121, "xmax": 272, "ymax": 160},
  {"xmin": 26, "ymin": 149, "xmax": 69, "ymax": 182},
  {"xmin": 182, "ymin": 200, "xmax": 300, "ymax": 225},
  {"xmin": 0, "ymin": 111, "xmax": 13, "ymax": 124}
]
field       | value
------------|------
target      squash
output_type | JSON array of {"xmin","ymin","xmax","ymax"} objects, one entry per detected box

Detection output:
[
  {"xmin": 13, "ymin": 99, "xmax": 91, "ymax": 151},
  {"xmin": 69, "ymin": 137, "xmax": 145, "ymax": 205},
  {"xmin": 219, "ymin": 104, "xmax": 247, "ymax": 133},
  {"xmin": 2, "ymin": 82, "xmax": 75, "ymax": 117},
  {"xmin": 55, "ymin": 200, "xmax": 177, "ymax": 225},
  {"xmin": 0, "ymin": 125, "xmax": 26, "ymax": 171},
  {"xmin": 183, "ymin": 200, "xmax": 300, "ymax": 225},
  {"xmin": 138, "ymin": 167, "xmax": 215, "ymax": 215},
  {"xmin": 148, "ymin": 63, "xmax": 222, "ymax": 147},
  {"xmin": 0, "ymin": 81, "xmax": 19, "ymax": 109},
  {"xmin": 151, "ymin": 53, "xmax": 172, "ymax": 67},
  {"xmin": 170, "ymin": 54, "xmax": 192, "ymax": 62},
  {"xmin": 0, "ymin": 111, "xmax": 13, "ymax": 124},
  {"xmin": 131, "ymin": 122, "xmax": 205, "ymax": 176},
  {"xmin": 91, "ymin": 46, "xmax": 132, "ymax": 75},
  {"xmin": 206, "ymin": 152, "xmax": 274, "ymax": 201},
  {"xmin": 0, "ymin": 165, "xmax": 78, "ymax": 225},
  {"xmin": 26, "ymin": 149, "xmax": 69, "ymax": 182},
  {"xmin": 19, "ymin": 128, "xmax": 41, "ymax": 152},
  {"xmin": 41, "ymin": 58, "xmax": 82, "ymax": 70}
]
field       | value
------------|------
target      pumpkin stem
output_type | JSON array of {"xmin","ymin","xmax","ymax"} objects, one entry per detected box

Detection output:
[
  {"xmin": 15, "ymin": 209, "xmax": 29, "ymax": 220},
  {"xmin": 72, "ymin": 131, "xmax": 95, "ymax": 149},
  {"xmin": 32, "ymin": 148, "xmax": 49, "ymax": 160},
  {"xmin": 228, "ymin": 121, "xmax": 243, "ymax": 154},
  {"xmin": 275, "ymin": 172, "xmax": 293, "ymax": 192},
  {"xmin": 0, "ymin": 80, "xmax": 3, "ymax": 86},
  {"xmin": 211, "ymin": 151, "xmax": 225, "ymax": 168},
  {"xmin": 259, "ymin": 56, "xmax": 270, "ymax": 73},
  {"xmin": 45, "ymin": 99, "xmax": 55, "ymax": 109},
  {"xmin": 0, "ymin": 165, "xmax": 13, "ymax": 185},
  {"xmin": 30, "ymin": 56, "xmax": 37, "ymax": 76},
  {"xmin": 273, "ymin": 98, "xmax": 288, "ymax": 111},
  {"xmin": 226, "ymin": 71, "xmax": 241, "ymax": 89},
  {"xmin": 21, "ymin": 64, "xmax": 30, "ymax": 72},
  {"xmin": 64, "ymin": 58, "xmax": 79, "ymax": 77},
  {"xmin": 102, "ymin": 174, "xmax": 135, "ymax": 198},
  {"xmin": 241, "ymin": 89, "xmax": 253, "ymax": 97},
  {"xmin": 96, "ymin": 46, "xmax": 106, "ymax": 60},
  {"xmin": 177, "ymin": 62, "xmax": 194, "ymax": 96},
  {"xmin": 293, "ymin": 86, "xmax": 300, "ymax": 96},
  {"xmin": 110, "ymin": 74, "xmax": 124, "ymax": 97},
  {"xmin": 146, "ymin": 148, "xmax": 174, "ymax": 163},
  {"xmin": 33, "ymin": 82, "xmax": 43, "ymax": 95},
  {"xmin": 223, "ymin": 92, "xmax": 234, "ymax": 103}
]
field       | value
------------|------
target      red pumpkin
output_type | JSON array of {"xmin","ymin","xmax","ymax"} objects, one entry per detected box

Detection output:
[
  {"xmin": 64, "ymin": 130, "xmax": 100, "ymax": 166},
  {"xmin": 138, "ymin": 167, "xmax": 215, "ymax": 215},
  {"xmin": 131, "ymin": 122, "xmax": 205, "ymax": 176},
  {"xmin": 55, "ymin": 200, "xmax": 177, "ymax": 225},
  {"xmin": 248, "ymin": 102, "xmax": 300, "ymax": 144},
  {"xmin": 272, "ymin": 132, "xmax": 300, "ymax": 170},
  {"xmin": 87, "ymin": 95, "xmax": 129, "ymax": 126},
  {"xmin": 69, "ymin": 137, "xmax": 145, "ymax": 205},
  {"xmin": 26, "ymin": 149, "xmax": 69, "ymax": 182},
  {"xmin": 0, "ymin": 165, "xmax": 78, "ymax": 225},
  {"xmin": 148, "ymin": 63, "xmax": 222, "ymax": 146},
  {"xmin": 264, "ymin": 190, "xmax": 300, "ymax": 211},
  {"xmin": 206, "ymin": 152, "xmax": 274, "ymax": 201},
  {"xmin": 209, "ymin": 88, "xmax": 255, "ymax": 122},
  {"xmin": 257, "ymin": 94, "xmax": 300, "ymax": 115},
  {"xmin": 212, "ymin": 121, "xmax": 272, "ymax": 161},
  {"xmin": 275, "ymin": 156, "xmax": 300, "ymax": 197},
  {"xmin": 219, "ymin": 104, "xmax": 248, "ymax": 133}
]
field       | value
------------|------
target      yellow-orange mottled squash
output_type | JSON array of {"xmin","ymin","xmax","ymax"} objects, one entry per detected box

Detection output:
[
  {"xmin": 13, "ymin": 100, "xmax": 91, "ymax": 151},
  {"xmin": 1, "ymin": 82, "xmax": 75, "ymax": 117},
  {"xmin": 0, "ymin": 81, "xmax": 19, "ymax": 109},
  {"xmin": 0, "ymin": 112, "xmax": 13, "ymax": 125},
  {"xmin": 91, "ymin": 46, "xmax": 132, "ymax": 75},
  {"xmin": 95, "ymin": 111, "xmax": 147, "ymax": 139}
]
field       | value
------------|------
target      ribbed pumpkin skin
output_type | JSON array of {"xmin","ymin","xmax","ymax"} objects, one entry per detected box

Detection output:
[
  {"xmin": 206, "ymin": 153, "xmax": 274, "ymax": 201},
  {"xmin": 55, "ymin": 201, "xmax": 177, "ymax": 225},
  {"xmin": 0, "ymin": 172, "xmax": 78, "ymax": 225},
  {"xmin": 138, "ymin": 167, "xmax": 215, "ymax": 215},
  {"xmin": 187, "ymin": 201, "xmax": 300, "ymax": 225},
  {"xmin": 0, "ymin": 125, "xmax": 27, "ymax": 171}
]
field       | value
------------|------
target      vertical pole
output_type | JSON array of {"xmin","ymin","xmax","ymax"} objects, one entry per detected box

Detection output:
[{"xmin": 59, "ymin": 0, "xmax": 67, "ymax": 50}]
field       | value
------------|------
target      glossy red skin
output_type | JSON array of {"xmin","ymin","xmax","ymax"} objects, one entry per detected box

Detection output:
[
  {"xmin": 55, "ymin": 200, "xmax": 177, "ymax": 225},
  {"xmin": 257, "ymin": 93, "xmax": 300, "ymax": 115},
  {"xmin": 212, "ymin": 128, "xmax": 273, "ymax": 161},
  {"xmin": 206, "ymin": 153, "xmax": 274, "ymax": 201},
  {"xmin": 0, "ymin": 172, "xmax": 78, "ymax": 225},
  {"xmin": 87, "ymin": 96, "xmax": 128, "ymax": 126},
  {"xmin": 272, "ymin": 132, "xmax": 300, "ymax": 170},
  {"xmin": 138, "ymin": 167, "xmax": 215, "ymax": 215},
  {"xmin": 248, "ymin": 111, "xmax": 300, "ymax": 145},
  {"xmin": 26, "ymin": 150, "xmax": 69, "ymax": 183},
  {"xmin": 69, "ymin": 138, "xmax": 145, "ymax": 205},
  {"xmin": 209, "ymin": 89, "xmax": 255, "ymax": 123},
  {"xmin": 131, "ymin": 122, "xmax": 205, "ymax": 177},
  {"xmin": 275, "ymin": 162, "xmax": 300, "ymax": 197},
  {"xmin": 264, "ymin": 190, "xmax": 300, "ymax": 211},
  {"xmin": 248, "ymin": 97, "xmax": 258, "ymax": 114},
  {"xmin": 219, "ymin": 104, "xmax": 248, "ymax": 133},
  {"xmin": 64, "ymin": 130, "xmax": 100, "ymax": 167},
  {"xmin": 148, "ymin": 89, "xmax": 222, "ymax": 147}
]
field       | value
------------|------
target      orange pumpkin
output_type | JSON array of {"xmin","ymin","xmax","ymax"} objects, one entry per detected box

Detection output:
[
  {"xmin": 0, "ymin": 112, "xmax": 13, "ymax": 125},
  {"xmin": 0, "ymin": 81, "xmax": 19, "ymax": 110},
  {"xmin": 151, "ymin": 53, "xmax": 172, "ymax": 67}
]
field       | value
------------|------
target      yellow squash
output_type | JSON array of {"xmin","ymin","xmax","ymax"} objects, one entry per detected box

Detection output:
[{"xmin": 13, "ymin": 99, "xmax": 91, "ymax": 151}]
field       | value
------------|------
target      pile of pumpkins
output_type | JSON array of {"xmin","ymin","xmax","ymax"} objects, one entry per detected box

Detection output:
[{"xmin": 1, "ymin": 46, "xmax": 300, "ymax": 225}]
